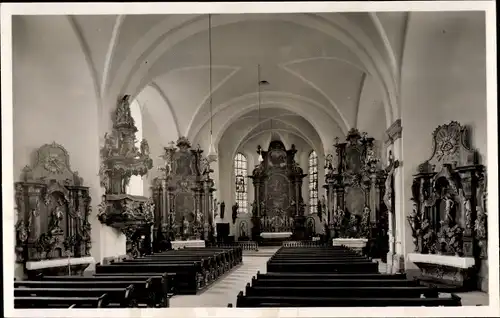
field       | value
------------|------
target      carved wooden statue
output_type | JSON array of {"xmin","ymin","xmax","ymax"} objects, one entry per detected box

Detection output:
[{"xmin": 15, "ymin": 142, "xmax": 92, "ymax": 265}]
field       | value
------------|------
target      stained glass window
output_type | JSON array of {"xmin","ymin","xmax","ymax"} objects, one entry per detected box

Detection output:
[
  {"xmin": 234, "ymin": 153, "xmax": 248, "ymax": 214},
  {"xmin": 308, "ymin": 150, "xmax": 318, "ymax": 214}
]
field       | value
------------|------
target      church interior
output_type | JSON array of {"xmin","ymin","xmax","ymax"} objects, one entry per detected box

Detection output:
[{"xmin": 9, "ymin": 10, "xmax": 491, "ymax": 310}]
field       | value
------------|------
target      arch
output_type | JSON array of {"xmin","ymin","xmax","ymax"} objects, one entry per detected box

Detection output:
[
  {"xmin": 308, "ymin": 150, "xmax": 319, "ymax": 214},
  {"xmin": 107, "ymin": 13, "xmax": 397, "ymax": 130},
  {"xmin": 234, "ymin": 152, "xmax": 248, "ymax": 214},
  {"xmin": 125, "ymin": 98, "xmax": 144, "ymax": 196}
]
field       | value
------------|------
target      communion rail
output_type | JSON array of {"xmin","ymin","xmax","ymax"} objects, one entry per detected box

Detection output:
[
  {"xmin": 282, "ymin": 241, "xmax": 329, "ymax": 248},
  {"xmin": 207, "ymin": 241, "xmax": 259, "ymax": 251}
]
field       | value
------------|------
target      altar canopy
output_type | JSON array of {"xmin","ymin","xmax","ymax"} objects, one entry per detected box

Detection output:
[{"xmin": 249, "ymin": 141, "xmax": 307, "ymax": 241}]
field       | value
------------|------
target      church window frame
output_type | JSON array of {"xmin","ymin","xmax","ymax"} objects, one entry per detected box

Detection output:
[
  {"xmin": 308, "ymin": 150, "xmax": 318, "ymax": 214},
  {"xmin": 234, "ymin": 153, "xmax": 248, "ymax": 214}
]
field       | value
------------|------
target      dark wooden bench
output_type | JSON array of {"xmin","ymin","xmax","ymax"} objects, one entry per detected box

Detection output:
[
  {"xmin": 15, "ymin": 281, "xmax": 135, "ymax": 307},
  {"xmin": 233, "ymin": 293, "xmax": 462, "ymax": 307},
  {"xmin": 244, "ymin": 285, "xmax": 445, "ymax": 298},
  {"xmin": 95, "ymin": 262, "xmax": 199, "ymax": 294},
  {"xmin": 251, "ymin": 277, "xmax": 420, "ymax": 287},
  {"xmin": 15, "ymin": 295, "xmax": 108, "ymax": 308},
  {"xmin": 37, "ymin": 275, "xmax": 162, "ymax": 307},
  {"xmin": 257, "ymin": 272, "xmax": 408, "ymax": 280},
  {"xmin": 267, "ymin": 261, "xmax": 379, "ymax": 273},
  {"xmin": 91, "ymin": 273, "xmax": 172, "ymax": 306}
]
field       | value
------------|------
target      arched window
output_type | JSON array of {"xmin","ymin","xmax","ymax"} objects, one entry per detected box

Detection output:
[
  {"xmin": 308, "ymin": 150, "xmax": 318, "ymax": 214},
  {"xmin": 234, "ymin": 153, "xmax": 248, "ymax": 214},
  {"xmin": 126, "ymin": 99, "xmax": 144, "ymax": 196}
]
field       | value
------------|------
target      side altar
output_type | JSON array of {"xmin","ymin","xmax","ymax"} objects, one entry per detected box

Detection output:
[
  {"xmin": 249, "ymin": 140, "xmax": 307, "ymax": 245},
  {"xmin": 151, "ymin": 137, "xmax": 216, "ymax": 249},
  {"xmin": 324, "ymin": 128, "xmax": 387, "ymax": 256},
  {"xmin": 14, "ymin": 142, "xmax": 93, "ymax": 278},
  {"xmin": 406, "ymin": 121, "xmax": 487, "ymax": 291},
  {"xmin": 97, "ymin": 95, "xmax": 155, "ymax": 258}
]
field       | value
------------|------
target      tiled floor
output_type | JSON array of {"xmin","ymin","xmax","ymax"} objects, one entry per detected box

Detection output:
[{"xmin": 169, "ymin": 252, "xmax": 274, "ymax": 307}]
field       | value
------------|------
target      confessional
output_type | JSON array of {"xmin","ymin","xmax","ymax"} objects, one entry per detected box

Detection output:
[
  {"xmin": 406, "ymin": 121, "xmax": 488, "ymax": 291},
  {"xmin": 249, "ymin": 141, "xmax": 307, "ymax": 245},
  {"xmin": 15, "ymin": 142, "xmax": 93, "ymax": 278},
  {"xmin": 151, "ymin": 137, "xmax": 216, "ymax": 248}
]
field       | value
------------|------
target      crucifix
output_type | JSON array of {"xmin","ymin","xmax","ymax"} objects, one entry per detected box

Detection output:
[{"xmin": 384, "ymin": 150, "xmax": 400, "ymax": 256}]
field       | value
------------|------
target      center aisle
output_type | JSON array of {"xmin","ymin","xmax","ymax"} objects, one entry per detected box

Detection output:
[{"xmin": 169, "ymin": 249, "xmax": 278, "ymax": 308}]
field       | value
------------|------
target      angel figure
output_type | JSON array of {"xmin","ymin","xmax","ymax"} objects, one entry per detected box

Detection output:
[{"xmin": 140, "ymin": 139, "xmax": 150, "ymax": 157}]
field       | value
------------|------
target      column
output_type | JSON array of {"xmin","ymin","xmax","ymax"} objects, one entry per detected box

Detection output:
[{"xmin": 385, "ymin": 119, "xmax": 404, "ymax": 273}]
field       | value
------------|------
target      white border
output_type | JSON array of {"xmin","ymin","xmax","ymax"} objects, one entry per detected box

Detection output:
[{"xmin": 1, "ymin": 2, "xmax": 498, "ymax": 318}]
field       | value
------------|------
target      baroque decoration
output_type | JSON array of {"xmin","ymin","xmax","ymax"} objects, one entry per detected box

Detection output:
[
  {"xmin": 97, "ymin": 95, "xmax": 155, "ymax": 257},
  {"xmin": 15, "ymin": 142, "xmax": 92, "ymax": 263},
  {"xmin": 151, "ymin": 137, "xmax": 216, "ymax": 246},
  {"xmin": 407, "ymin": 121, "xmax": 486, "ymax": 258},
  {"xmin": 249, "ymin": 141, "xmax": 307, "ymax": 241},
  {"xmin": 324, "ymin": 128, "xmax": 387, "ymax": 257}
]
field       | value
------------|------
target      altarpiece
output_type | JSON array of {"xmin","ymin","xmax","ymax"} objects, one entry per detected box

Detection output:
[
  {"xmin": 407, "ymin": 121, "xmax": 487, "ymax": 290},
  {"xmin": 15, "ymin": 142, "xmax": 92, "ymax": 277},
  {"xmin": 249, "ymin": 140, "xmax": 307, "ymax": 242},
  {"xmin": 324, "ymin": 128, "xmax": 387, "ymax": 256},
  {"xmin": 151, "ymin": 137, "xmax": 216, "ymax": 246}
]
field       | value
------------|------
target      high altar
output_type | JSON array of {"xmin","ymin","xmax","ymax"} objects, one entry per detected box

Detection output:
[
  {"xmin": 324, "ymin": 128, "xmax": 387, "ymax": 255},
  {"xmin": 151, "ymin": 137, "xmax": 216, "ymax": 249},
  {"xmin": 406, "ymin": 121, "xmax": 488, "ymax": 291},
  {"xmin": 249, "ymin": 140, "xmax": 307, "ymax": 244}
]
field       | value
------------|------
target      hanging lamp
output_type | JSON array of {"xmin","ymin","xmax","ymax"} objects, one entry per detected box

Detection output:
[
  {"xmin": 207, "ymin": 14, "xmax": 218, "ymax": 163},
  {"xmin": 257, "ymin": 64, "xmax": 264, "ymax": 163}
]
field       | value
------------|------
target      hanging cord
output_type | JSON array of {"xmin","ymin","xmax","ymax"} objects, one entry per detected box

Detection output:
[
  {"xmin": 258, "ymin": 64, "xmax": 261, "ymax": 134},
  {"xmin": 209, "ymin": 14, "xmax": 213, "ymax": 138}
]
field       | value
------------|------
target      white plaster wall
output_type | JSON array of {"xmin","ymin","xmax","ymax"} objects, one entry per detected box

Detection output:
[
  {"xmin": 12, "ymin": 16, "xmax": 128, "ymax": 273},
  {"xmin": 400, "ymin": 11, "xmax": 487, "ymax": 270}
]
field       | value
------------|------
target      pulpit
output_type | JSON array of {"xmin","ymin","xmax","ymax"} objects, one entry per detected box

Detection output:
[
  {"xmin": 151, "ymin": 137, "xmax": 215, "ymax": 248},
  {"xmin": 324, "ymin": 129, "xmax": 386, "ymax": 254},
  {"xmin": 14, "ymin": 142, "xmax": 94, "ymax": 278},
  {"xmin": 249, "ymin": 141, "xmax": 307, "ymax": 245},
  {"xmin": 406, "ymin": 121, "xmax": 487, "ymax": 291},
  {"xmin": 96, "ymin": 95, "xmax": 155, "ymax": 258}
]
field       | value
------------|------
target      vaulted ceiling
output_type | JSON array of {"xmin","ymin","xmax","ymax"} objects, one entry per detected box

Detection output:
[{"xmin": 70, "ymin": 13, "xmax": 408, "ymax": 153}]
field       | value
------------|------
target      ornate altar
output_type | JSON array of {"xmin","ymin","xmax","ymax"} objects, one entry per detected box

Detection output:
[
  {"xmin": 97, "ymin": 95, "xmax": 155, "ymax": 258},
  {"xmin": 151, "ymin": 137, "xmax": 215, "ymax": 246},
  {"xmin": 15, "ymin": 142, "xmax": 93, "ymax": 277},
  {"xmin": 324, "ymin": 128, "xmax": 386, "ymax": 254},
  {"xmin": 249, "ymin": 141, "xmax": 307, "ymax": 243},
  {"xmin": 406, "ymin": 121, "xmax": 487, "ymax": 291}
]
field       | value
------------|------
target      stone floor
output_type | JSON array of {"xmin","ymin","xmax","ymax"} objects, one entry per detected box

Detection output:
[{"xmin": 169, "ymin": 250, "xmax": 489, "ymax": 307}]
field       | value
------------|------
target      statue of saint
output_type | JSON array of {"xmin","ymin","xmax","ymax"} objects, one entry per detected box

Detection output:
[
  {"xmin": 220, "ymin": 201, "xmax": 225, "ymax": 219},
  {"xmin": 140, "ymin": 139, "xmax": 150, "ymax": 156},
  {"xmin": 182, "ymin": 217, "xmax": 189, "ymax": 237},
  {"xmin": 50, "ymin": 200, "xmax": 65, "ymax": 234},
  {"xmin": 443, "ymin": 192, "xmax": 455, "ymax": 224},
  {"xmin": 232, "ymin": 202, "xmax": 239, "ymax": 224},
  {"xmin": 116, "ymin": 95, "xmax": 132, "ymax": 124}
]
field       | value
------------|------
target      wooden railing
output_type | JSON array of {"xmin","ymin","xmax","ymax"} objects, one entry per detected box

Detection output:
[
  {"xmin": 282, "ymin": 240, "xmax": 329, "ymax": 247},
  {"xmin": 208, "ymin": 241, "xmax": 259, "ymax": 251}
]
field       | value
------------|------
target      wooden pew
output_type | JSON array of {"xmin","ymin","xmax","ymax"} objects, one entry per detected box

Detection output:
[
  {"xmin": 95, "ymin": 262, "xmax": 199, "ymax": 294},
  {"xmin": 244, "ymin": 285, "xmax": 443, "ymax": 298},
  {"xmin": 37, "ymin": 275, "xmax": 161, "ymax": 307},
  {"xmin": 233, "ymin": 293, "xmax": 463, "ymax": 307},
  {"xmin": 15, "ymin": 295, "xmax": 108, "ymax": 309},
  {"xmin": 256, "ymin": 272, "xmax": 408, "ymax": 280},
  {"xmin": 251, "ymin": 277, "xmax": 420, "ymax": 288},
  {"xmin": 267, "ymin": 260, "xmax": 379, "ymax": 273},
  {"xmin": 15, "ymin": 281, "xmax": 135, "ymax": 307}
]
